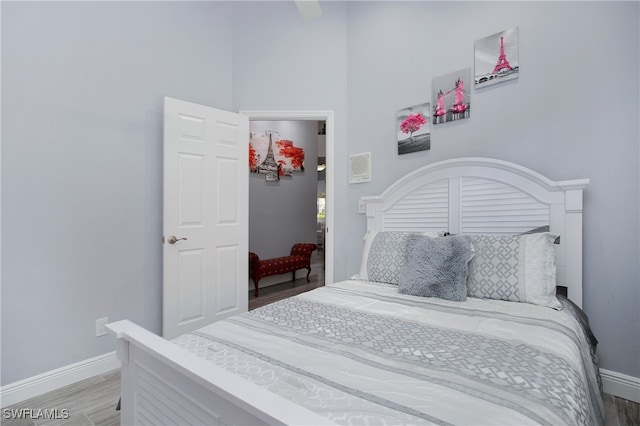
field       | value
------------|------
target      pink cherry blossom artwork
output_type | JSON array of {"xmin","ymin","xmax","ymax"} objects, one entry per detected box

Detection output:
[{"xmin": 397, "ymin": 102, "xmax": 431, "ymax": 155}]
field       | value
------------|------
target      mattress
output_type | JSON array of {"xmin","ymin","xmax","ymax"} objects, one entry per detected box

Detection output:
[{"xmin": 174, "ymin": 280, "xmax": 604, "ymax": 426}]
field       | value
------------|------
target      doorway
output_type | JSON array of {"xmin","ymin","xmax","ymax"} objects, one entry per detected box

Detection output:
[{"xmin": 241, "ymin": 110, "xmax": 334, "ymax": 297}]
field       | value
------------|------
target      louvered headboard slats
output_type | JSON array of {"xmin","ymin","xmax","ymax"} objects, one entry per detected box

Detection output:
[
  {"xmin": 461, "ymin": 177, "xmax": 549, "ymax": 235},
  {"xmin": 360, "ymin": 158, "xmax": 589, "ymax": 307},
  {"xmin": 382, "ymin": 179, "xmax": 449, "ymax": 231}
]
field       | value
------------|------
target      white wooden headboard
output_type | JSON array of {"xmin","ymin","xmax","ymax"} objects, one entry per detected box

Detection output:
[{"xmin": 360, "ymin": 157, "xmax": 589, "ymax": 307}]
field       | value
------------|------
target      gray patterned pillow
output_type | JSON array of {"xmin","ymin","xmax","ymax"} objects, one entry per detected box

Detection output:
[
  {"xmin": 398, "ymin": 235, "xmax": 475, "ymax": 301},
  {"xmin": 467, "ymin": 233, "xmax": 561, "ymax": 309},
  {"xmin": 358, "ymin": 231, "xmax": 414, "ymax": 284}
]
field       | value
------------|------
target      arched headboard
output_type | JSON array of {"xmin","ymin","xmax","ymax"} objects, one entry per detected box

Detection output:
[{"xmin": 360, "ymin": 158, "xmax": 589, "ymax": 307}]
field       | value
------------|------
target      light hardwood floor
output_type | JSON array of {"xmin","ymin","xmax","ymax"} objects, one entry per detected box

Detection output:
[
  {"xmin": 604, "ymin": 393, "xmax": 640, "ymax": 426},
  {"xmin": 1, "ymin": 369, "xmax": 120, "ymax": 426},
  {"xmin": 3, "ymin": 255, "xmax": 637, "ymax": 426}
]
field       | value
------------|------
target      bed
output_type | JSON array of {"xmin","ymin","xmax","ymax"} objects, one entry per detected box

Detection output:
[{"xmin": 107, "ymin": 157, "xmax": 603, "ymax": 425}]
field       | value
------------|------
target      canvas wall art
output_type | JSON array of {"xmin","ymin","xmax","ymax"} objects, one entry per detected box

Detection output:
[
  {"xmin": 474, "ymin": 27, "xmax": 519, "ymax": 88},
  {"xmin": 432, "ymin": 68, "xmax": 471, "ymax": 125},
  {"xmin": 249, "ymin": 132, "xmax": 305, "ymax": 181},
  {"xmin": 397, "ymin": 102, "xmax": 431, "ymax": 155}
]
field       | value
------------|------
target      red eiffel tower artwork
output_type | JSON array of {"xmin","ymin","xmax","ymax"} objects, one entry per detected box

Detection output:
[{"xmin": 493, "ymin": 36, "xmax": 513, "ymax": 74}]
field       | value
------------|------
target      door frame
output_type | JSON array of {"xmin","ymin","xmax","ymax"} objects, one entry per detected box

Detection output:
[{"xmin": 240, "ymin": 110, "xmax": 334, "ymax": 286}]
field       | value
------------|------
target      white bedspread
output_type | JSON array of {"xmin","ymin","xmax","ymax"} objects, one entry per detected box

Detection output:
[{"xmin": 174, "ymin": 280, "xmax": 604, "ymax": 426}]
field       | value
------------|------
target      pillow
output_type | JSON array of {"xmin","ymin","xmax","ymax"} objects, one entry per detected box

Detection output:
[
  {"xmin": 466, "ymin": 232, "xmax": 561, "ymax": 309},
  {"xmin": 422, "ymin": 230, "xmax": 444, "ymax": 238},
  {"xmin": 358, "ymin": 231, "xmax": 414, "ymax": 284},
  {"xmin": 398, "ymin": 234, "xmax": 475, "ymax": 301},
  {"xmin": 357, "ymin": 230, "xmax": 446, "ymax": 284},
  {"xmin": 520, "ymin": 225, "xmax": 560, "ymax": 244},
  {"xmin": 520, "ymin": 225, "xmax": 550, "ymax": 234}
]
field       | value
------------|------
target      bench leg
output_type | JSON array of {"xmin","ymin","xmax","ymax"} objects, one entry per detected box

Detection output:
[
  {"xmin": 253, "ymin": 277, "xmax": 259, "ymax": 297},
  {"xmin": 306, "ymin": 267, "xmax": 311, "ymax": 282}
]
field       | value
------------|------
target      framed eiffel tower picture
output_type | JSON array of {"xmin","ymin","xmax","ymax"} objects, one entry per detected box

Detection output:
[
  {"xmin": 474, "ymin": 27, "xmax": 519, "ymax": 89},
  {"xmin": 249, "ymin": 131, "xmax": 305, "ymax": 181}
]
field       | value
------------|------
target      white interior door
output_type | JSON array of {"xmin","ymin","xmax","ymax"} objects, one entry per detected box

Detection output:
[{"xmin": 163, "ymin": 97, "xmax": 249, "ymax": 339}]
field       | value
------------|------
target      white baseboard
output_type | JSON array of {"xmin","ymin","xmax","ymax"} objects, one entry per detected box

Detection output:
[
  {"xmin": 601, "ymin": 368, "xmax": 640, "ymax": 403},
  {"xmin": 1, "ymin": 352, "xmax": 120, "ymax": 408}
]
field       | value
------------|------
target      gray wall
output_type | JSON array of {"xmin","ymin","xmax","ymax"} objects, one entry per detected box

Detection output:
[
  {"xmin": 2, "ymin": 1, "xmax": 638, "ymax": 386},
  {"xmin": 1, "ymin": 1, "xmax": 234, "ymax": 385},
  {"xmin": 249, "ymin": 120, "xmax": 318, "ymax": 274}
]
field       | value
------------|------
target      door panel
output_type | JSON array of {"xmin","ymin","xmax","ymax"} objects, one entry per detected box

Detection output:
[
  {"xmin": 163, "ymin": 97, "xmax": 249, "ymax": 339},
  {"xmin": 177, "ymin": 248, "xmax": 205, "ymax": 324},
  {"xmin": 178, "ymin": 153, "xmax": 205, "ymax": 226},
  {"xmin": 215, "ymin": 245, "xmax": 240, "ymax": 313}
]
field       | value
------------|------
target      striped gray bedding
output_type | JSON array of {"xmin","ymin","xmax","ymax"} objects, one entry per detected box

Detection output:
[{"xmin": 174, "ymin": 280, "xmax": 604, "ymax": 426}]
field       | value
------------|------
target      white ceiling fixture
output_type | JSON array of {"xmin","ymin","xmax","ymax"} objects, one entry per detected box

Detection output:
[{"xmin": 294, "ymin": 0, "xmax": 323, "ymax": 19}]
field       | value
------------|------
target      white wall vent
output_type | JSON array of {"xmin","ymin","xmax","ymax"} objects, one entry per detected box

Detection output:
[{"xmin": 349, "ymin": 152, "xmax": 371, "ymax": 184}]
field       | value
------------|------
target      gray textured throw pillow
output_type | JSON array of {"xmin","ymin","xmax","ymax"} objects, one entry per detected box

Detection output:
[{"xmin": 398, "ymin": 235, "xmax": 475, "ymax": 301}]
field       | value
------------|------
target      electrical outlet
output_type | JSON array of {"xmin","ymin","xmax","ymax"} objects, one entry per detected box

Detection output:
[
  {"xmin": 95, "ymin": 317, "xmax": 108, "ymax": 337},
  {"xmin": 358, "ymin": 200, "xmax": 366, "ymax": 214}
]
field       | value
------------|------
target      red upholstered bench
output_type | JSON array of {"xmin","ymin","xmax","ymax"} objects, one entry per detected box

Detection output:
[{"xmin": 249, "ymin": 243, "xmax": 318, "ymax": 297}]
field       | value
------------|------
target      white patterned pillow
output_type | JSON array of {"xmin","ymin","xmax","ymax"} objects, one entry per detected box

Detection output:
[
  {"xmin": 356, "ymin": 230, "xmax": 448, "ymax": 284},
  {"xmin": 358, "ymin": 231, "xmax": 413, "ymax": 284},
  {"xmin": 467, "ymin": 232, "xmax": 561, "ymax": 309}
]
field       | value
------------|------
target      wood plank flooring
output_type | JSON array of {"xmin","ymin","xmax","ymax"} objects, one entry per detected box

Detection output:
[
  {"xmin": 1, "ymin": 369, "xmax": 120, "ymax": 426},
  {"xmin": 604, "ymin": 392, "xmax": 640, "ymax": 426},
  {"xmin": 3, "ymin": 256, "xmax": 638, "ymax": 425}
]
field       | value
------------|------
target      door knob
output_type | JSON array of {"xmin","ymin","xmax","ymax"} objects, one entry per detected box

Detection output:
[{"xmin": 167, "ymin": 236, "xmax": 187, "ymax": 244}]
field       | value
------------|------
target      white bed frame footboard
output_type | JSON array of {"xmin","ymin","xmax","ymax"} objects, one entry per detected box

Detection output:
[{"xmin": 106, "ymin": 320, "xmax": 335, "ymax": 426}]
